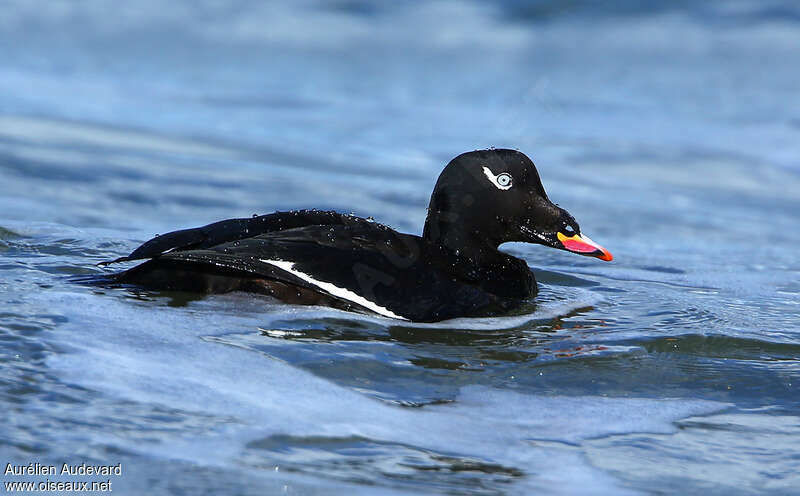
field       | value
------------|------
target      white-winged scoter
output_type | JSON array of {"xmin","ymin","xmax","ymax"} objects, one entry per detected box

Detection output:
[{"xmin": 99, "ymin": 149, "xmax": 612, "ymax": 322}]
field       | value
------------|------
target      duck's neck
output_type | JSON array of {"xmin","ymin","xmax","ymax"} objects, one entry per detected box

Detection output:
[
  {"xmin": 423, "ymin": 214, "xmax": 499, "ymax": 263},
  {"xmin": 423, "ymin": 215, "xmax": 535, "ymax": 298}
]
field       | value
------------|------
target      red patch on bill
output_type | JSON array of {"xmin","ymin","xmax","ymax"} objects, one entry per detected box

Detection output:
[{"xmin": 561, "ymin": 237, "xmax": 598, "ymax": 253}]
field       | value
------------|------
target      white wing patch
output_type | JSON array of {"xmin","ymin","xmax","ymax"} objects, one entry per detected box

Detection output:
[
  {"xmin": 260, "ymin": 259, "xmax": 409, "ymax": 321},
  {"xmin": 482, "ymin": 166, "xmax": 513, "ymax": 191}
]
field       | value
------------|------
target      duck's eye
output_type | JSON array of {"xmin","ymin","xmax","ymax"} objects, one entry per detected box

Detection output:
[
  {"xmin": 496, "ymin": 173, "xmax": 512, "ymax": 188},
  {"xmin": 482, "ymin": 166, "xmax": 514, "ymax": 191},
  {"xmin": 563, "ymin": 225, "xmax": 576, "ymax": 236}
]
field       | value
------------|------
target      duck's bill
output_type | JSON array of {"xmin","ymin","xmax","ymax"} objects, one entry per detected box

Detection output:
[{"xmin": 556, "ymin": 232, "xmax": 613, "ymax": 261}]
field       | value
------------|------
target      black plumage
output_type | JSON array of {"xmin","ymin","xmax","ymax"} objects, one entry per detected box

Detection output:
[{"xmin": 97, "ymin": 149, "xmax": 611, "ymax": 322}]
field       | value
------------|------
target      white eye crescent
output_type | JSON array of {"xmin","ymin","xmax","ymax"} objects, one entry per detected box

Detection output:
[
  {"xmin": 482, "ymin": 166, "xmax": 513, "ymax": 191},
  {"xmin": 497, "ymin": 173, "xmax": 512, "ymax": 187}
]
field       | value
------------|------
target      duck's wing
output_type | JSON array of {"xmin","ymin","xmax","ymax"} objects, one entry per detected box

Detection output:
[
  {"xmin": 156, "ymin": 224, "xmax": 497, "ymax": 322},
  {"xmin": 100, "ymin": 210, "xmax": 378, "ymax": 265}
]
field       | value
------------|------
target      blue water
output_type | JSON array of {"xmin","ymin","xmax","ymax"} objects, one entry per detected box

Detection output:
[{"xmin": 1, "ymin": 1, "xmax": 799, "ymax": 494}]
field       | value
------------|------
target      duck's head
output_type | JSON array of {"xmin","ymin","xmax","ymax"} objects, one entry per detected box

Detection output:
[{"xmin": 423, "ymin": 148, "xmax": 612, "ymax": 261}]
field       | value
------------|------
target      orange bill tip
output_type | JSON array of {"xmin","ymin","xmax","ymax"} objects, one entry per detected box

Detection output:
[
  {"xmin": 557, "ymin": 232, "xmax": 613, "ymax": 262},
  {"xmin": 597, "ymin": 249, "xmax": 613, "ymax": 262}
]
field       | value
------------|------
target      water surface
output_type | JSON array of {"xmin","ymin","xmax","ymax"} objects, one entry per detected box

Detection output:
[{"xmin": 1, "ymin": 1, "xmax": 799, "ymax": 494}]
